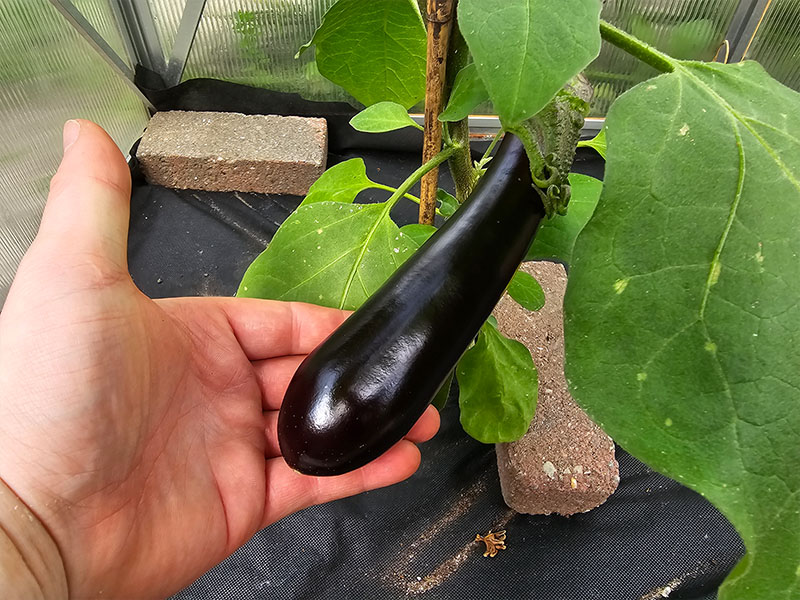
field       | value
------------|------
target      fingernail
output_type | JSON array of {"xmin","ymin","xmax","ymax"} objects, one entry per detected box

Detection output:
[{"xmin": 63, "ymin": 120, "xmax": 80, "ymax": 153}]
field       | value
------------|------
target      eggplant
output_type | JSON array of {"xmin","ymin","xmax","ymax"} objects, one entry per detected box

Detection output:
[{"xmin": 278, "ymin": 134, "xmax": 546, "ymax": 475}]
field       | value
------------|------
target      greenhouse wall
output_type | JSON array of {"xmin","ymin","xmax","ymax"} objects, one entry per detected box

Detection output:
[
  {"xmin": 0, "ymin": 0, "xmax": 148, "ymax": 304},
  {"xmin": 1, "ymin": 0, "xmax": 798, "ymax": 305}
]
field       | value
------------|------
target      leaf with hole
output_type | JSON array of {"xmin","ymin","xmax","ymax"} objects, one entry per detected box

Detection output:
[
  {"xmin": 299, "ymin": 0, "xmax": 426, "ymax": 108},
  {"xmin": 238, "ymin": 201, "xmax": 416, "ymax": 310},
  {"xmin": 458, "ymin": 0, "xmax": 601, "ymax": 126},
  {"xmin": 457, "ymin": 322, "xmax": 538, "ymax": 443},
  {"xmin": 350, "ymin": 101, "xmax": 422, "ymax": 133},
  {"xmin": 564, "ymin": 61, "xmax": 800, "ymax": 599}
]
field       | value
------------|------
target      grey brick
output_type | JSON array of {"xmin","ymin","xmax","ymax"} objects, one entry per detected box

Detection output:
[{"xmin": 136, "ymin": 111, "xmax": 327, "ymax": 196}]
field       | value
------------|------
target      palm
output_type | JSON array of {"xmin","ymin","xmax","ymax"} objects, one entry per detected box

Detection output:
[
  {"xmin": 27, "ymin": 281, "xmax": 270, "ymax": 596},
  {"xmin": 0, "ymin": 121, "xmax": 438, "ymax": 599}
]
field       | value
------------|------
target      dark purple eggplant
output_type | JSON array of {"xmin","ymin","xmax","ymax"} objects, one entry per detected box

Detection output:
[{"xmin": 278, "ymin": 134, "xmax": 545, "ymax": 475}]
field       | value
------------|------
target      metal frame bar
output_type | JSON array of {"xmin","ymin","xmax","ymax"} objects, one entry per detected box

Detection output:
[
  {"xmin": 726, "ymin": 0, "xmax": 773, "ymax": 62},
  {"xmin": 47, "ymin": 0, "xmax": 153, "ymax": 109},
  {"xmin": 164, "ymin": 1, "xmax": 207, "ymax": 87},
  {"xmin": 52, "ymin": 0, "xmax": 606, "ymax": 134},
  {"xmin": 110, "ymin": 0, "xmax": 167, "ymax": 76},
  {"xmin": 410, "ymin": 115, "xmax": 604, "ymax": 136}
]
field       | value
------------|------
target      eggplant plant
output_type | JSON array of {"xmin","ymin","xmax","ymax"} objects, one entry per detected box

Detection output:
[{"xmin": 237, "ymin": 1, "xmax": 800, "ymax": 597}]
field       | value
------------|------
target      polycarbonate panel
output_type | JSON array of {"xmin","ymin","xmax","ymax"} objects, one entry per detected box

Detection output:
[
  {"xmin": 0, "ymin": 0, "xmax": 149, "ymax": 305},
  {"xmin": 75, "ymin": 0, "xmax": 133, "ymax": 67},
  {"xmin": 148, "ymin": 0, "xmax": 353, "ymax": 102},
  {"xmin": 149, "ymin": 0, "xmax": 184, "ymax": 62},
  {"xmin": 745, "ymin": 0, "xmax": 800, "ymax": 91},
  {"xmin": 586, "ymin": 0, "xmax": 741, "ymax": 115}
]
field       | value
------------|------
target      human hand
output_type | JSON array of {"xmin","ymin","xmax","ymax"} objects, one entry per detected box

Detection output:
[{"xmin": 0, "ymin": 120, "xmax": 440, "ymax": 599}]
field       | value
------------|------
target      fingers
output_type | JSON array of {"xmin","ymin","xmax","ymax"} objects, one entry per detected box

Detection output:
[
  {"xmin": 263, "ymin": 405, "xmax": 440, "ymax": 458},
  {"xmin": 262, "ymin": 440, "xmax": 421, "ymax": 527},
  {"xmin": 214, "ymin": 298, "xmax": 350, "ymax": 361},
  {"xmin": 405, "ymin": 405, "xmax": 440, "ymax": 444},
  {"xmin": 36, "ymin": 120, "xmax": 132, "ymax": 272},
  {"xmin": 264, "ymin": 411, "xmax": 281, "ymax": 457},
  {"xmin": 253, "ymin": 355, "xmax": 306, "ymax": 410}
]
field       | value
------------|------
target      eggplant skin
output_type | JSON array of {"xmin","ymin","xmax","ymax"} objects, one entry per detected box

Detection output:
[{"xmin": 278, "ymin": 134, "xmax": 546, "ymax": 476}]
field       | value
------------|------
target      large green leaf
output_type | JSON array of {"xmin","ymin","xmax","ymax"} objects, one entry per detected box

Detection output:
[
  {"xmin": 238, "ymin": 201, "xmax": 416, "ymax": 310},
  {"xmin": 458, "ymin": 0, "xmax": 601, "ymax": 126},
  {"xmin": 525, "ymin": 173, "xmax": 602, "ymax": 263},
  {"xmin": 564, "ymin": 61, "xmax": 800, "ymax": 599},
  {"xmin": 299, "ymin": 0, "xmax": 426, "ymax": 108},
  {"xmin": 457, "ymin": 322, "xmax": 538, "ymax": 443}
]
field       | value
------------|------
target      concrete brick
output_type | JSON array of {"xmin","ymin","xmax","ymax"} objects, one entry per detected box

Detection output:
[
  {"xmin": 494, "ymin": 262, "xmax": 619, "ymax": 516},
  {"xmin": 136, "ymin": 110, "xmax": 327, "ymax": 196}
]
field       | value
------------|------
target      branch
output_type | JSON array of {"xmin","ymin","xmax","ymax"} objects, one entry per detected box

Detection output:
[
  {"xmin": 444, "ymin": 18, "xmax": 480, "ymax": 203},
  {"xmin": 389, "ymin": 145, "xmax": 458, "ymax": 208},
  {"xmin": 419, "ymin": 0, "xmax": 456, "ymax": 225}
]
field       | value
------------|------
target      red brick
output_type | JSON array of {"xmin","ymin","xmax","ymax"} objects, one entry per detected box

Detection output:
[{"xmin": 494, "ymin": 262, "xmax": 619, "ymax": 516}]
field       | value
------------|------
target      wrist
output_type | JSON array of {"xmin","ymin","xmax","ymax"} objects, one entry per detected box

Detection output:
[{"xmin": 0, "ymin": 477, "xmax": 68, "ymax": 599}]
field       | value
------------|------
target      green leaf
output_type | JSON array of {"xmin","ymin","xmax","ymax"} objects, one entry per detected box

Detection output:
[
  {"xmin": 431, "ymin": 369, "xmax": 455, "ymax": 411},
  {"xmin": 507, "ymin": 270, "xmax": 545, "ymax": 311},
  {"xmin": 350, "ymin": 101, "xmax": 423, "ymax": 133},
  {"xmin": 438, "ymin": 63, "xmax": 489, "ymax": 122},
  {"xmin": 238, "ymin": 201, "xmax": 417, "ymax": 310},
  {"xmin": 399, "ymin": 223, "xmax": 437, "ymax": 249},
  {"xmin": 564, "ymin": 61, "xmax": 800, "ymax": 599},
  {"xmin": 458, "ymin": 0, "xmax": 601, "ymax": 126},
  {"xmin": 437, "ymin": 189, "xmax": 459, "ymax": 218},
  {"xmin": 525, "ymin": 173, "xmax": 602, "ymax": 263},
  {"xmin": 457, "ymin": 323, "xmax": 538, "ymax": 443},
  {"xmin": 301, "ymin": 159, "xmax": 376, "ymax": 206},
  {"xmin": 577, "ymin": 127, "xmax": 607, "ymax": 159},
  {"xmin": 299, "ymin": 0, "xmax": 426, "ymax": 108}
]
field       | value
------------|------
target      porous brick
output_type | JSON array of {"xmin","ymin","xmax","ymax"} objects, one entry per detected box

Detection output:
[
  {"xmin": 136, "ymin": 110, "xmax": 327, "ymax": 196},
  {"xmin": 494, "ymin": 261, "xmax": 619, "ymax": 516}
]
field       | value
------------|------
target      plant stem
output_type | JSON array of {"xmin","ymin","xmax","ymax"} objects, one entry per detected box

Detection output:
[
  {"xmin": 440, "ymin": 15, "xmax": 479, "ymax": 203},
  {"xmin": 476, "ymin": 129, "xmax": 505, "ymax": 169},
  {"xmin": 419, "ymin": 0, "xmax": 456, "ymax": 225},
  {"xmin": 388, "ymin": 145, "xmax": 458, "ymax": 209},
  {"xmin": 375, "ymin": 185, "xmax": 421, "ymax": 204},
  {"xmin": 599, "ymin": 20, "xmax": 676, "ymax": 74},
  {"xmin": 375, "ymin": 184, "xmax": 444, "ymax": 217},
  {"xmin": 446, "ymin": 119, "xmax": 480, "ymax": 202}
]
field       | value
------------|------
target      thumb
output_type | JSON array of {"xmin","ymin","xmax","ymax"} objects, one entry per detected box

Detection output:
[{"xmin": 37, "ymin": 119, "xmax": 133, "ymax": 271}]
